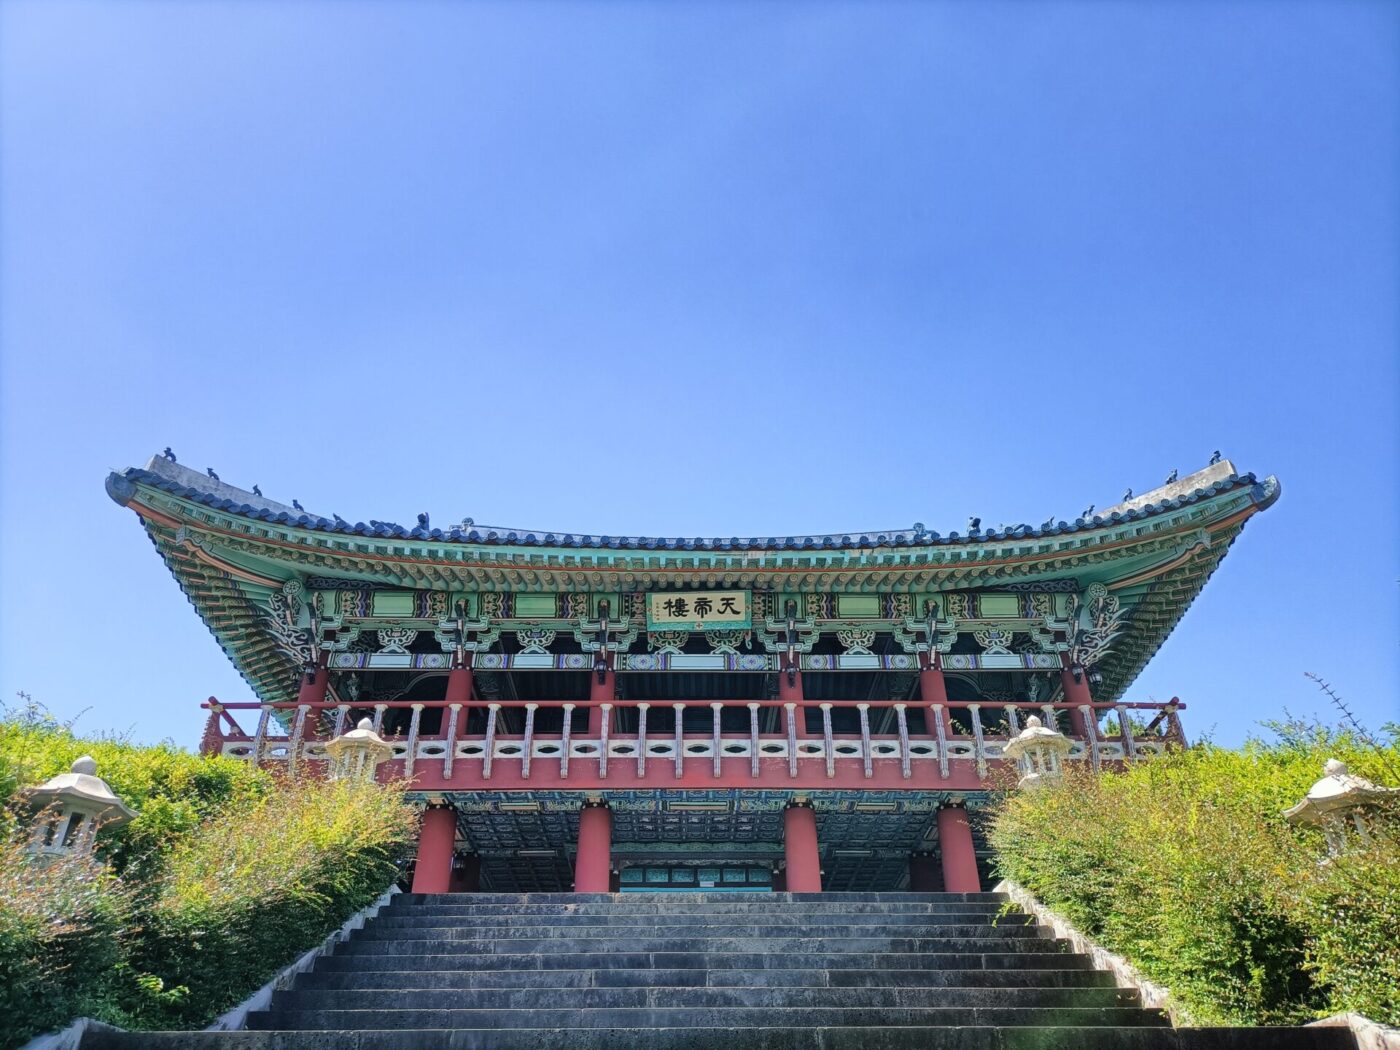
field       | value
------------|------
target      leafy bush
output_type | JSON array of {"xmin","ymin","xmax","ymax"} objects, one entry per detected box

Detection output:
[
  {"xmin": 0, "ymin": 833, "xmax": 132, "ymax": 1046},
  {"xmin": 0, "ymin": 710, "xmax": 273, "ymax": 879},
  {"xmin": 0, "ymin": 707, "xmax": 417, "ymax": 1048},
  {"xmin": 122, "ymin": 777, "xmax": 416, "ymax": 1029},
  {"xmin": 991, "ymin": 721, "xmax": 1400, "ymax": 1026}
]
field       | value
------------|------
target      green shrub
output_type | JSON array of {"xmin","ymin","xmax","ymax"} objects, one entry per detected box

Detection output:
[
  {"xmin": 119, "ymin": 777, "xmax": 416, "ymax": 1029},
  {"xmin": 990, "ymin": 723, "xmax": 1400, "ymax": 1026},
  {"xmin": 0, "ymin": 709, "xmax": 417, "ymax": 1046},
  {"xmin": 0, "ymin": 833, "xmax": 132, "ymax": 1049},
  {"xmin": 0, "ymin": 715, "xmax": 273, "ymax": 878}
]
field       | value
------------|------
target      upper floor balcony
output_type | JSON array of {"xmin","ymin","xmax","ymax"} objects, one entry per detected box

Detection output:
[{"xmin": 199, "ymin": 695, "xmax": 1186, "ymax": 794}]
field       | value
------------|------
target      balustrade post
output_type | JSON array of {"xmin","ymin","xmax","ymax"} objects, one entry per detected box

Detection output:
[
  {"xmin": 969, "ymin": 703, "xmax": 987, "ymax": 778},
  {"xmin": 561, "ymin": 703, "xmax": 574, "ymax": 779},
  {"xmin": 443, "ymin": 702, "xmax": 461, "ymax": 778},
  {"xmin": 288, "ymin": 704, "xmax": 309, "ymax": 777},
  {"xmin": 482, "ymin": 702, "xmax": 501, "ymax": 779},
  {"xmin": 252, "ymin": 704, "xmax": 272, "ymax": 768},
  {"xmin": 636, "ymin": 703, "xmax": 649, "ymax": 777},
  {"xmin": 820, "ymin": 703, "xmax": 835, "ymax": 779},
  {"xmin": 1115, "ymin": 704, "xmax": 1137, "ymax": 760},
  {"xmin": 673, "ymin": 703, "xmax": 686, "ymax": 779},
  {"xmin": 1080, "ymin": 705, "xmax": 1101, "ymax": 771},
  {"xmin": 599, "ymin": 703, "xmax": 612, "ymax": 778},
  {"xmin": 404, "ymin": 703, "xmax": 424, "ymax": 779},
  {"xmin": 333, "ymin": 704, "xmax": 350, "ymax": 738},
  {"xmin": 1004, "ymin": 704, "xmax": 1021, "ymax": 734},
  {"xmin": 747, "ymin": 702, "xmax": 760, "ymax": 778},
  {"xmin": 784, "ymin": 703, "xmax": 799, "ymax": 778},
  {"xmin": 895, "ymin": 702, "xmax": 911, "ymax": 779},
  {"xmin": 372, "ymin": 703, "xmax": 388, "ymax": 732},
  {"xmin": 711, "ymin": 703, "xmax": 723, "ymax": 778},
  {"xmin": 932, "ymin": 704, "xmax": 949, "ymax": 778},
  {"xmin": 858, "ymin": 703, "xmax": 873, "ymax": 779},
  {"xmin": 521, "ymin": 703, "xmax": 538, "ymax": 780}
]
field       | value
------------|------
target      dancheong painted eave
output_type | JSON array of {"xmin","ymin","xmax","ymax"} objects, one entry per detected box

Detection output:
[{"xmin": 106, "ymin": 454, "xmax": 1279, "ymax": 707}]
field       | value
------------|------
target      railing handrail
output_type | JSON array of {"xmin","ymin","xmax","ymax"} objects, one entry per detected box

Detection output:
[{"xmin": 203, "ymin": 697, "xmax": 1184, "ymax": 713}]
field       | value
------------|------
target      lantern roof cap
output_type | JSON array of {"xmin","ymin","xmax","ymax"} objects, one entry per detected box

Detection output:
[
  {"xmin": 1002, "ymin": 715, "xmax": 1073, "ymax": 761},
  {"xmin": 24, "ymin": 756, "xmax": 136, "ymax": 824},
  {"xmin": 325, "ymin": 718, "xmax": 395, "ymax": 761},
  {"xmin": 1284, "ymin": 759, "xmax": 1399, "ymax": 824}
]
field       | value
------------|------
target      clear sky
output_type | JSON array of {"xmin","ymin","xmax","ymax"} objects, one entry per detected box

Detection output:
[{"xmin": 1, "ymin": 1, "xmax": 1396, "ymax": 749}]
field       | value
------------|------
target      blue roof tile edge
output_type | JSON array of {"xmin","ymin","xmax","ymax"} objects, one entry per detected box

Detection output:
[{"xmin": 108, "ymin": 463, "xmax": 1269, "ymax": 554}]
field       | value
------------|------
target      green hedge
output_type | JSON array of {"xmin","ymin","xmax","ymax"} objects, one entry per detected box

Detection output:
[
  {"xmin": 0, "ymin": 715, "xmax": 416, "ymax": 1048},
  {"xmin": 990, "ymin": 722, "xmax": 1400, "ymax": 1026}
]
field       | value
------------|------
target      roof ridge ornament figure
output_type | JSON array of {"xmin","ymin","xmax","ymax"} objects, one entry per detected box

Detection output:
[
  {"xmin": 252, "ymin": 484, "xmax": 263, "ymax": 497},
  {"xmin": 1210, "ymin": 450, "xmax": 1222, "ymax": 464},
  {"xmin": 1081, "ymin": 505, "xmax": 1094, "ymax": 519},
  {"xmin": 207, "ymin": 467, "xmax": 219, "ymax": 480},
  {"xmin": 1165, "ymin": 469, "xmax": 1178, "ymax": 484},
  {"xmin": 1122, "ymin": 488, "xmax": 1133, "ymax": 501},
  {"xmin": 292, "ymin": 499, "xmax": 304, "ymax": 511},
  {"xmin": 162, "ymin": 447, "xmax": 176, "ymax": 462}
]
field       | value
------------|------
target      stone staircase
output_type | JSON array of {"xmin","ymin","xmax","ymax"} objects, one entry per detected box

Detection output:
[{"xmin": 82, "ymin": 891, "xmax": 1354, "ymax": 1049}]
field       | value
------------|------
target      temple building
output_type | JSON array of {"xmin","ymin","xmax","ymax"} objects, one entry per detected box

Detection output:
[{"xmin": 107, "ymin": 455, "xmax": 1278, "ymax": 896}]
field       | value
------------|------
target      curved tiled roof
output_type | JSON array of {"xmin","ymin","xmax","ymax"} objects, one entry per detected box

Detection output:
[
  {"xmin": 108, "ymin": 453, "xmax": 1280, "ymax": 707},
  {"xmin": 108, "ymin": 456, "xmax": 1275, "ymax": 553}
]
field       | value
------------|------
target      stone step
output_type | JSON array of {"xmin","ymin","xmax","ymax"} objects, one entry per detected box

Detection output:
[
  {"xmin": 311, "ymin": 950, "xmax": 1097, "ymax": 972},
  {"xmin": 336, "ymin": 934, "xmax": 1069, "ymax": 956},
  {"xmin": 80, "ymin": 1025, "xmax": 1361, "ymax": 1050},
  {"xmin": 395, "ymin": 891, "xmax": 1010, "ymax": 905},
  {"xmin": 271, "ymin": 985, "xmax": 1141, "ymax": 1011},
  {"xmin": 370, "ymin": 908, "xmax": 1021, "ymax": 925},
  {"xmin": 351, "ymin": 922, "xmax": 1047, "ymax": 941},
  {"xmin": 377, "ymin": 901, "xmax": 1012, "ymax": 917},
  {"xmin": 295, "ymin": 967, "xmax": 1120, "ymax": 991},
  {"xmin": 245, "ymin": 1006, "xmax": 1173, "ymax": 1031}
]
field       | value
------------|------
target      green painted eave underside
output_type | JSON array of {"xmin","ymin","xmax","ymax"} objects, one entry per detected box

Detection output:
[{"xmin": 126, "ymin": 478, "xmax": 1273, "ymax": 707}]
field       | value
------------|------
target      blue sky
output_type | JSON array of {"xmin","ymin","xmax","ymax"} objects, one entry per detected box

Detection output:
[{"xmin": 1, "ymin": 1, "xmax": 1396, "ymax": 748}]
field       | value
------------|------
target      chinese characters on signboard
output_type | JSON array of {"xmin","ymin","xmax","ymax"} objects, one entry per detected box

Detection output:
[{"xmin": 645, "ymin": 591, "xmax": 751, "ymax": 631}]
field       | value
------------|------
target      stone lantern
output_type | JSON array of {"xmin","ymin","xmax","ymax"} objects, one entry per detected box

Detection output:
[
  {"xmin": 23, "ymin": 756, "xmax": 136, "ymax": 859},
  {"xmin": 1001, "ymin": 715, "xmax": 1073, "ymax": 789},
  {"xmin": 1284, "ymin": 758, "xmax": 1398, "ymax": 857},
  {"xmin": 325, "ymin": 718, "xmax": 395, "ymax": 782}
]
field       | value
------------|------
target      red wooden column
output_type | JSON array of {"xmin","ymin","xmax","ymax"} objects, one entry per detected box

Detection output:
[
  {"xmin": 937, "ymin": 806, "xmax": 981, "ymax": 893},
  {"xmin": 783, "ymin": 801, "xmax": 822, "ymax": 893},
  {"xmin": 1058, "ymin": 656, "xmax": 1092, "ymax": 737},
  {"xmin": 779, "ymin": 660, "xmax": 807, "ymax": 735},
  {"xmin": 297, "ymin": 652, "xmax": 329, "ymax": 740},
  {"xmin": 575, "ymin": 801, "xmax": 612, "ymax": 893},
  {"xmin": 588, "ymin": 655, "xmax": 613, "ymax": 737},
  {"xmin": 444, "ymin": 656, "xmax": 473, "ymax": 707},
  {"xmin": 411, "ymin": 804, "xmax": 458, "ymax": 894},
  {"xmin": 919, "ymin": 652, "xmax": 955, "ymax": 734},
  {"xmin": 909, "ymin": 851, "xmax": 940, "ymax": 892}
]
